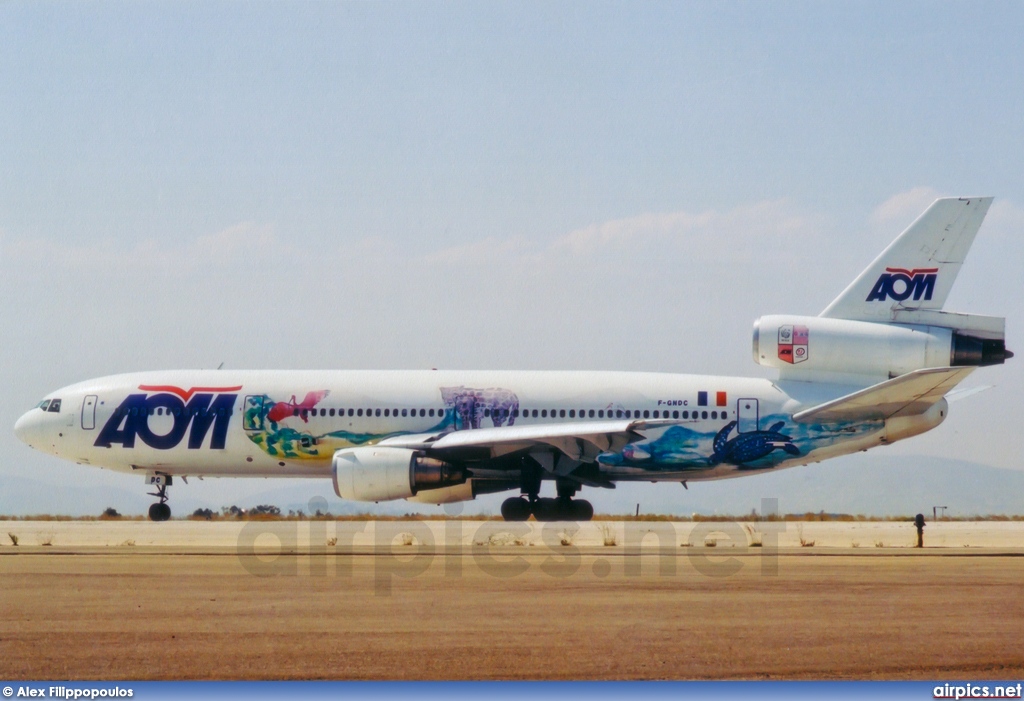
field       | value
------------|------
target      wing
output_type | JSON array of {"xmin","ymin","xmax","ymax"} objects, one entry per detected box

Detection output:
[
  {"xmin": 378, "ymin": 418, "xmax": 675, "ymax": 462},
  {"xmin": 792, "ymin": 366, "xmax": 975, "ymax": 424}
]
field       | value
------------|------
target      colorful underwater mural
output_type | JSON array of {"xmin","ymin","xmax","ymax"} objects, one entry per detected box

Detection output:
[
  {"xmin": 597, "ymin": 414, "xmax": 882, "ymax": 471},
  {"xmin": 240, "ymin": 387, "xmax": 882, "ymax": 474},
  {"xmin": 242, "ymin": 393, "xmax": 447, "ymax": 460},
  {"xmin": 241, "ymin": 386, "xmax": 522, "ymax": 461}
]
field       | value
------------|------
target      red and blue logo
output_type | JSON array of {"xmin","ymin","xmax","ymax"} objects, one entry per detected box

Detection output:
[
  {"xmin": 95, "ymin": 385, "xmax": 242, "ymax": 450},
  {"xmin": 778, "ymin": 325, "xmax": 809, "ymax": 364},
  {"xmin": 866, "ymin": 267, "xmax": 937, "ymax": 303}
]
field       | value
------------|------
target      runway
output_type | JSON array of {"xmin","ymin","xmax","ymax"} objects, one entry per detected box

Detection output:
[{"xmin": 2, "ymin": 521, "xmax": 1023, "ymax": 680}]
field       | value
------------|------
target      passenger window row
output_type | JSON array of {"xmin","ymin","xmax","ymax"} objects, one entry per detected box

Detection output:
[
  {"xmin": 295, "ymin": 406, "xmax": 727, "ymax": 421},
  {"xmin": 297, "ymin": 407, "xmax": 444, "ymax": 419},
  {"xmin": 510, "ymin": 408, "xmax": 725, "ymax": 420}
]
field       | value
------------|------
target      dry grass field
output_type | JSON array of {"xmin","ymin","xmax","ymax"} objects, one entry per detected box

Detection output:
[{"xmin": 2, "ymin": 544, "xmax": 1024, "ymax": 680}]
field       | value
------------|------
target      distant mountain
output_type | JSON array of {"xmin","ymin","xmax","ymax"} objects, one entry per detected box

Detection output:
[
  {"xmin": 1, "ymin": 453, "xmax": 1021, "ymax": 518},
  {"xmin": 633, "ymin": 454, "xmax": 1024, "ymax": 517}
]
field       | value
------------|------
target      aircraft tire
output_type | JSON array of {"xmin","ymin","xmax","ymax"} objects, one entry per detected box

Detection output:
[
  {"xmin": 569, "ymin": 499, "xmax": 594, "ymax": 521},
  {"xmin": 149, "ymin": 503, "xmax": 171, "ymax": 522},
  {"xmin": 501, "ymin": 497, "xmax": 531, "ymax": 521},
  {"xmin": 531, "ymin": 497, "xmax": 561, "ymax": 522}
]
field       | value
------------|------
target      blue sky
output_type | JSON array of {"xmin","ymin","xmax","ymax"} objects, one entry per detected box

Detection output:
[{"xmin": 1, "ymin": 2, "xmax": 1021, "ymax": 515}]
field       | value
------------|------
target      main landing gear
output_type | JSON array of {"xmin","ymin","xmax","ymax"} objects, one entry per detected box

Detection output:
[
  {"xmin": 147, "ymin": 475, "xmax": 172, "ymax": 522},
  {"xmin": 500, "ymin": 496, "xmax": 594, "ymax": 521},
  {"xmin": 500, "ymin": 477, "xmax": 594, "ymax": 522}
]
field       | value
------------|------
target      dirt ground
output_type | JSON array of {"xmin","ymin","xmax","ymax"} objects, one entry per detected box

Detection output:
[{"xmin": 2, "ymin": 547, "xmax": 1023, "ymax": 680}]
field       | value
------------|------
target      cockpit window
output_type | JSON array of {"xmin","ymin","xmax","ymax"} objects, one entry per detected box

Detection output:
[
  {"xmin": 47, "ymin": 399, "xmax": 62, "ymax": 413},
  {"xmin": 39, "ymin": 399, "xmax": 50, "ymax": 411}
]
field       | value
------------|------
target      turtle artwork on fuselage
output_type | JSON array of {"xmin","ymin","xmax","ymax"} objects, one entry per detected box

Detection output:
[{"xmin": 708, "ymin": 420, "xmax": 800, "ymax": 468}]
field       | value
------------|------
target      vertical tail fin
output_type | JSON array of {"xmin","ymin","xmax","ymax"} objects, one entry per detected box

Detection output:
[{"xmin": 820, "ymin": 197, "xmax": 993, "ymax": 321}]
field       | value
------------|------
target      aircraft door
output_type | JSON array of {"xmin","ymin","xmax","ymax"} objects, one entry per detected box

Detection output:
[
  {"xmin": 737, "ymin": 398, "xmax": 759, "ymax": 433},
  {"xmin": 81, "ymin": 395, "xmax": 97, "ymax": 430}
]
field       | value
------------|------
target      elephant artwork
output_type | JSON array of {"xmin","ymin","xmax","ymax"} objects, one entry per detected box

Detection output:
[{"xmin": 440, "ymin": 386, "xmax": 520, "ymax": 429}]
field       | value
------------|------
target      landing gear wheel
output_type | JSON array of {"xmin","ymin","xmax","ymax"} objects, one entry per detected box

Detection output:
[
  {"xmin": 529, "ymin": 498, "xmax": 594, "ymax": 522},
  {"xmin": 148, "ymin": 502, "xmax": 171, "ymax": 522},
  {"xmin": 569, "ymin": 499, "xmax": 594, "ymax": 521},
  {"xmin": 501, "ymin": 497, "xmax": 532, "ymax": 521},
  {"xmin": 531, "ymin": 497, "xmax": 561, "ymax": 522}
]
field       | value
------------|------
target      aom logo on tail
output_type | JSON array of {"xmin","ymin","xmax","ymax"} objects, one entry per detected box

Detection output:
[
  {"xmin": 95, "ymin": 385, "xmax": 242, "ymax": 450},
  {"xmin": 866, "ymin": 267, "xmax": 938, "ymax": 303}
]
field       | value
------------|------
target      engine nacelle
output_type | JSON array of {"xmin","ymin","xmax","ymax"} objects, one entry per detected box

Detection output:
[
  {"xmin": 406, "ymin": 480, "xmax": 476, "ymax": 504},
  {"xmin": 332, "ymin": 447, "xmax": 465, "ymax": 502},
  {"xmin": 753, "ymin": 315, "xmax": 1009, "ymax": 380}
]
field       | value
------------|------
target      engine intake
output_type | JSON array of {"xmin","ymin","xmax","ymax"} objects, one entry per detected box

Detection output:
[{"xmin": 332, "ymin": 446, "xmax": 465, "ymax": 502}]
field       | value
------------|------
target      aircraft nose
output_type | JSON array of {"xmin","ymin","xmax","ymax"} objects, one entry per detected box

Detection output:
[{"xmin": 14, "ymin": 410, "xmax": 39, "ymax": 447}]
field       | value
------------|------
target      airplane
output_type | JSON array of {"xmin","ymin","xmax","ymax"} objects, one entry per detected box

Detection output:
[{"xmin": 14, "ymin": 197, "xmax": 1011, "ymax": 522}]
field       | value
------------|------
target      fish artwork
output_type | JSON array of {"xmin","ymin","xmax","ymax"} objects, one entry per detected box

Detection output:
[{"xmin": 266, "ymin": 390, "xmax": 331, "ymax": 424}]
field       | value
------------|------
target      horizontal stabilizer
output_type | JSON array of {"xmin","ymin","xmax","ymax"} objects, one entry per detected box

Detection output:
[
  {"xmin": 792, "ymin": 366, "xmax": 975, "ymax": 424},
  {"xmin": 944, "ymin": 384, "xmax": 992, "ymax": 403}
]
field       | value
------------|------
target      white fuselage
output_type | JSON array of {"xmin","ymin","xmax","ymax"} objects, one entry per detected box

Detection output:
[{"xmin": 14, "ymin": 369, "xmax": 930, "ymax": 487}]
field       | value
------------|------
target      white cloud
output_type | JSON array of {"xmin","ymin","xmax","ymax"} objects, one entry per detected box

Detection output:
[
  {"xmin": 3, "ymin": 222, "xmax": 285, "ymax": 272},
  {"xmin": 870, "ymin": 186, "xmax": 943, "ymax": 228},
  {"xmin": 553, "ymin": 199, "xmax": 815, "ymax": 258},
  {"xmin": 425, "ymin": 236, "xmax": 529, "ymax": 265}
]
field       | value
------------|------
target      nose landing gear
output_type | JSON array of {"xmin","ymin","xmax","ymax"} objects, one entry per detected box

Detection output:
[{"xmin": 147, "ymin": 475, "xmax": 172, "ymax": 522}]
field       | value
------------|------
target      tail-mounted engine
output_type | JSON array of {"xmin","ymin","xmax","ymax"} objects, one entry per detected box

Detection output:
[
  {"xmin": 753, "ymin": 314, "xmax": 1011, "ymax": 381},
  {"xmin": 332, "ymin": 446, "xmax": 466, "ymax": 502}
]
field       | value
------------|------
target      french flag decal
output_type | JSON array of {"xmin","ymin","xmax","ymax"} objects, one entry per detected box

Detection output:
[{"xmin": 697, "ymin": 391, "xmax": 728, "ymax": 407}]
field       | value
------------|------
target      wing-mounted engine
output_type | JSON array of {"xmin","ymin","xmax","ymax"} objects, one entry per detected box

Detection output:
[
  {"xmin": 332, "ymin": 447, "xmax": 465, "ymax": 502},
  {"xmin": 753, "ymin": 314, "xmax": 1010, "ymax": 382}
]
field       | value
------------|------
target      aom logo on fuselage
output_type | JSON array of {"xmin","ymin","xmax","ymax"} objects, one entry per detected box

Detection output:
[
  {"xmin": 866, "ymin": 267, "xmax": 938, "ymax": 303},
  {"xmin": 95, "ymin": 385, "xmax": 242, "ymax": 450}
]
